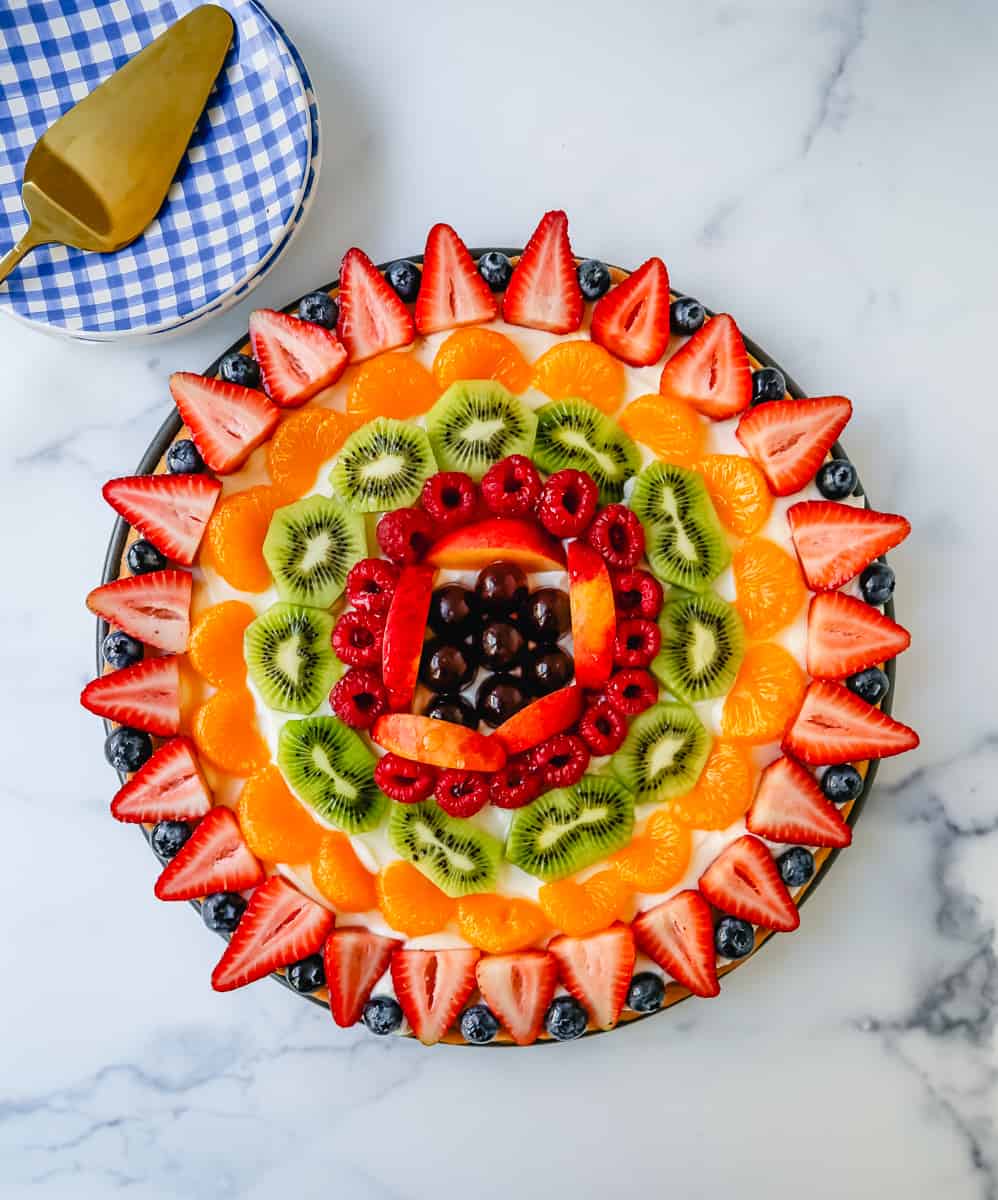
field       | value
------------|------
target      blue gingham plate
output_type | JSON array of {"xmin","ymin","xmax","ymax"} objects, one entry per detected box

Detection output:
[{"xmin": 0, "ymin": 0, "xmax": 312, "ymax": 338}]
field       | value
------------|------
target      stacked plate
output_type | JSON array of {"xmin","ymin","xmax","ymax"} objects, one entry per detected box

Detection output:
[{"xmin": 0, "ymin": 0, "xmax": 320, "ymax": 341}]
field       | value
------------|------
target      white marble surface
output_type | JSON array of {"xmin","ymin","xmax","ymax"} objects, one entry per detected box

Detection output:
[{"xmin": 1, "ymin": 0, "xmax": 996, "ymax": 1195}]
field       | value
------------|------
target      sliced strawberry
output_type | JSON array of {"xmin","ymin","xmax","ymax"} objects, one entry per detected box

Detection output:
[
  {"xmin": 169, "ymin": 372, "xmax": 280, "ymax": 474},
  {"xmin": 110, "ymin": 736, "xmax": 211, "ymax": 823},
  {"xmin": 324, "ymin": 927, "xmax": 401, "ymax": 1027},
  {"xmin": 103, "ymin": 474, "xmax": 221, "ymax": 566},
  {"xmin": 414, "ymin": 223, "xmax": 498, "ymax": 334},
  {"xmin": 806, "ymin": 591, "xmax": 911, "ymax": 679},
  {"xmin": 788, "ymin": 501, "xmax": 911, "ymax": 591},
  {"xmin": 502, "ymin": 210, "xmax": 583, "ymax": 334},
  {"xmin": 567, "ymin": 540, "xmax": 615, "ymax": 689},
  {"xmin": 390, "ymin": 947, "xmax": 480, "ymax": 1045},
  {"xmin": 380, "ymin": 564, "xmax": 435, "ymax": 711},
  {"xmin": 211, "ymin": 876, "xmax": 335, "ymax": 991},
  {"xmin": 336, "ymin": 247, "xmax": 416, "ymax": 362},
  {"xmin": 783, "ymin": 680, "xmax": 919, "ymax": 765},
  {"xmin": 248, "ymin": 309, "xmax": 349, "ymax": 408},
  {"xmin": 154, "ymin": 805, "xmax": 263, "ymax": 901},
  {"xmin": 590, "ymin": 257, "xmax": 670, "ymax": 367},
  {"xmin": 475, "ymin": 951, "xmax": 558, "ymax": 1045},
  {"xmin": 80, "ymin": 655, "xmax": 180, "ymax": 736},
  {"xmin": 371, "ymin": 713, "xmax": 507, "ymax": 772},
  {"xmin": 549, "ymin": 923, "xmax": 635, "ymax": 1031},
  {"xmin": 746, "ymin": 755, "xmax": 852, "ymax": 848},
  {"xmin": 87, "ymin": 569, "xmax": 192, "ymax": 654},
  {"xmin": 632, "ymin": 890, "xmax": 719, "ymax": 998},
  {"xmin": 659, "ymin": 313, "xmax": 751, "ymax": 419},
  {"xmin": 736, "ymin": 396, "xmax": 853, "ymax": 496},
  {"xmin": 494, "ymin": 686, "xmax": 584, "ymax": 755},
  {"xmin": 698, "ymin": 835, "xmax": 800, "ymax": 932},
  {"xmin": 425, "ymin": 517, "xmax": 565, "ymax": 572}
]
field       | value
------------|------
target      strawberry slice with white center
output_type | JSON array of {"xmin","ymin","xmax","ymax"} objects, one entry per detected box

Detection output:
[
  {"xmin": 414, "ymin": 223, "xmax": 498, "ymax": 334},
  {"xmin": 549, "ymin": 923, "xmax": 636, "ymax": 1031},
  {"xmin": 324, "ymin": 927, "xmax": 401, "ymax": 1028},
  {"xmin": 502, "ymin": 210, "xmax": 583, "ymax": 334},
  {"xmin": 390, "ymin": 947, "xmax": 481, "ymax": 1045},
  {"xmin": 782, "ymin": 680, "xmax": 919, "ymax": 765},
  {"xmin": 248, "ymin": 309, "xmax": 349, "ymax": 408},
  {"xmin": 787, "ymin": 501, "xmax": 911, "ymax": 591},
  {"xmin": 746, "ymin": 755, "xmax": 852, "ymax": 848},
  {"xmin": 590, "ymin": 257, "xmax": 671, "ymax": 366},
  {"xmin": 475, "ymin": 951, "xmax": 558, "ymax": 1045},
  {"xmin": 736, "ymin": 396, "xmax": 853, "ymax": 496},
  {"xmin": 110, "ymin": 736, "xmax": 211, "ymax": 823},
  {"xmin": 87, "ymin": 569, "xmax": 192, "ymax": 654},
  {"xmin": 336, "ymin": 247, "xmax": 416, "ymax": 362},
  {"xmin": 103, "ymin": 474, "xmax": 221, "ymax": 566},
  {"xmin": 211, "ymin": 876, "xmax": 335, "ymax": 992},
  {"xmin": 698, "ymin": 835, "xmax": 800, "ymax": 932},
  {"xmin": 632, "ymin": 890, "xmax": 720, "ymax": 998},
  {"xmin": 80, "ymin": 655, "xmax": 181, "ymax": 736},
  {"xmin": 806, "ymin": 591, "xmax": 911, "ymax": 679},
  {"xmin": 169, "ymin": 372, "xmax": 280, "ymax": 475},
  {"xmin": 154, "ymin": 806, "xmax": 264, "ymax": 901},
  {"xmin": 659, "ymin": 313, "xmax": 752, "ymax": 419}
]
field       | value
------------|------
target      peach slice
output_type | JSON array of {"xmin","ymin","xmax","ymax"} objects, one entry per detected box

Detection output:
[
  {"xmin": 494, "ymin": 686, "xmax": 584, "ymax": 756},
  {"xmin": 381, "ymin": 565, "xmax": 435, "ymax": 711},
  {"xmin": 371, "ymin": 714, "xmax": 507, "ymax": 772},
  {"xmin": 424, "ymin": 517, "xmax": 565, "ymax": 572},
  {"xmin": 567, "ymin": 541, "xmax": 615, "ymax": 689}
]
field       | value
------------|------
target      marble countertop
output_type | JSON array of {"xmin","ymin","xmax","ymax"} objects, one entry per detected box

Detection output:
[{"xmin": 2, "ymin": 0, "xmax": 995, "ymax": 1196}]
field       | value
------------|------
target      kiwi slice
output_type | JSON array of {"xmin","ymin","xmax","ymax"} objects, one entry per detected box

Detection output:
[
  {"xmin": 610, "ymin": 702, "xmax": 711, "ymax": 804},
  {"xmin": 330, "ymin": 417, "xmax": 436, "ymax": 512},
  {"xmin": 630, "ymin": 462, "xmax": 730, "ymax": 591},
  {"xmin": 245, "ymin": 603, "xmax": 338, "ymax": 714},
  {"xmin": 263, "ymin": 494, "xmax": 366, "ymax": 607},
  {"xmin": 652, "ymin": 591, "xmax": 745, "ymax": 704},
  {"xmin": 425, "ymin": 381, "xmax": 537, "ymax": 480},
  {"xmin": 278, "ymin": 717, "xmax": 389, "ymax": 833},
  {"xmin": 389, "ymin": 801, "xmax": 502, "ymax": 897},
  {"xmin": 532, "ymin": 399, "xmax": 640, "ymax": 503},
  {"xmin": 505, "ymin": 775, "xmax": 635, "ymax": 882}
]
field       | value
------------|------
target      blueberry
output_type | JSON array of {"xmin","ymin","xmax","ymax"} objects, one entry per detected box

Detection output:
[
  {"xmin": 777, "ymin": 846, "xmax": 815, "ymax": 889},
  {"xmin": 102, "ymin": 629, "xmax": 144, "ymax": 669},
  {"xmin": 460, "ymin": 1004, "xmax": 500, "ymax": 1044},
  {"xmin": 151, "ymin": 820, "xmax": 191, "ymax": 860},
  {"xmin": 383, "ymin": 259, "xmax": 421, "ymax": 303},
  {"xmin": 298, "ymin": 291, "xmax": 338, "ymax": 328},
  {"xmin": 577, "ymin": 259, "xmax": 612, "ymax": 301},
  {"xmin": 751, "ymin": 367, "xmax": 786, "ymax": 404},
  {"xmin": 362, "ymin": 995, "xmax": 404, "ymax": 1036},
  {"xmin": 715, "ymin": 916, "xmax": 754, "ymax": 959},
  {"xmin": 104, "ymin": 727, "xmax": 153, "ymax": 773},
  {"xmin": 167, "ymin": 438, "xmax": 205, "ymax": 474},
  {"xmin": 670, "ymin": 296, "xmax": 705, "ymax": 336},
  {"xmin": 127, "ymin": 538, "xmax": 167, "ymax": 575},
  {"xmin": 201, "ymin": 891, "xmax": 247, "ymax": 933},
  {"xmin": 544, "ymin": 995, "xmax": 588, "ymax": 1040},
  {"xmin": 218, "ymin": 353, "xmax": 261, "ymax": 390},
  {"xmin": 816, "ymin": 459, "xmax": 858, "ymax": 500},
  {"xmin": 847, "ymin": 666, "xmax": 890, "ymax": 705},
  {"xmin": 478, "ymin": 251, "xmax": 513, "ymax": 292},
  {"xmin": 821, "ymin": 763, "xmax": 863, "ymax": 803},
  {"xmin": 627, "ymin": 971, "xmax": 666, "ymax": 1013},
  {"xmin": 860, "ymin": 562, "xmax": 895, "ymax": 606},
  {"xmin": 286, "ymin": 954, "xmax": 325, "ymax": 993}
]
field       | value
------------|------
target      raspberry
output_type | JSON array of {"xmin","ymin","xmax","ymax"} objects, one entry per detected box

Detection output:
[
  {"xmin": 376, "ymin": 508, "xmax": 435, "ymax": 565},
  {"xmin": 605, "ymin": 668, "xmax": 658, "ymax": 715},
  {"xmin": 329, "ymin": 668, "xmax": 388, "ymax": 729},
  {"xmin": 374, "ymin": 753, "xmax": 437, "ymax": 803},
  {"xmin": 480, "ymin": 455, "xmax": 543, "ymax": 517},
  {"xmin": 586, "ymin": 505, "xmax": 646, "ymax": 568},
  {"xmin": 489, "ymin": 754, "xmax": 545, "ymax": 809},
  {"xmin": 610, "ymin": 569, "xmax": 663, "ymax": 620},
  {"xmin": 435, "ymin": 769, "xmax": 490, "ymax": 817},
  {"xmin": 533, "ymin": 733, "xmax": 590, "ymax": 788},
  {"xmin": 614, "ymin": 618, "xmax": 661, "ymax": 668},
  {"xmin": 578, "ymin": 698, "xmax": 627, "ymax": 756},
  {"xmin": 537, "ymin": 469, "xmax": 599, "ymax": 537},
  {"xmin": 420, "ymin": 471, "xmax": 478, "ymax": 529},
  {"xmin": 346, "ymin": 557, "xmax": 399, "ymax": 616},
  {"xmin": 332, "ymin": 610, "xmax": 383, "ymax": 667}
]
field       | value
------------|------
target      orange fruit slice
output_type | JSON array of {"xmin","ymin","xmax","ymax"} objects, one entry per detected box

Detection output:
[
  {"xmin": 187, "ymin": 600, "xmax": 255, "ymax": 688},
  {"xmin": 618, "ymin": 393, "xmax": 706, "ymax": 467},
  {"xmin": 203, "ymin": 485, "xmax": 282, "ymax": 593},
  {"xmin": 192, "ymin": 687, "xmax": 270, "ymax": 775},
  {"xmin": 721, "ymin": 643, "xmax": 807, "ymax": 743},
  {"xmin": 312, "ymin": 831, "xmax": 378, "ymax": 912},
  {"xmin": 376, "ymin": 860, "xmax": 456, "ymax": 936},
  {"xmin": 532, "ymin": 341, "xmax": 626, "ymax": 414},
  {"xmin": 732, "ymin": 536, "xmax": 809, "ymax": 639},
  {"xmin": 456, "ymin": 894, "xmax": 551, "ymax": 953},
  {"xmin": 346, "ymin": 353, "xmax": 441, "ymax": 421},
  {"xmin": 667, "ymin": 740, "xmax": 755, "ymax": 829},
  {"xmin": 610, "ymin": 817, "xmax": 691, "ymax": 892},
  {"xmin": 538, "ymin": 869, "xmax": 633, "ymax": 937},
  {"xmin": 696, "ymin": 454, "xmax": 772, "ymax": 536},
  {"xmin": 237, "ymin": 764, "xmax": 324, "ymax": 862},
  {"xmin": 267, "ymin": 407, "xmax": 362, "ymax": 500},
  {"xmin": 431, "ymin": 328, "xmax": 532, "ymax": 393}
]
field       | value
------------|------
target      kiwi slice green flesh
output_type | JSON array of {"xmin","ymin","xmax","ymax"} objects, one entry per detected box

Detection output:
[
  {"xmin": 630, "ymin": 462, "xmax": 729, "ymax": 591},
  {"xmin": 425, "ymin": 381, "xmax": 537, "ymax": 480},
  {"xmin": 532, "ymin": 399, "xmax": 640, "ymax": 503},
  {"xmin": 330, "ymin": 417, "xmax": 437, "ymax": 512},
  {"xmin": 389, "ymin": 801, "xmax": 502, "ymax": 897},
  {"xmin": 278, "ymin": 717, "xmax": 388, "ymax": 833},
  {"xmin": 610, "ymin": 702, "xmax": 711, "ymax": 804},
  {"xmin": 263, "ymin": 494, "xmax": 367, "ymax": 607},
  {"xmin": 245, "ymin": 603, "xmax": 337, "ymax": 714},
  {"xmin": 504, "ymin": 775, "xmax": 635, "ymax": 882},
  {"xmin": 652, "ymin": 591, "xmax": 745, "ymax": 704}
]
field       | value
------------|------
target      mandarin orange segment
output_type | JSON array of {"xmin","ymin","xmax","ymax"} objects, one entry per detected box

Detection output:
[
  {"xmin": 531, "ymin": 341, "xmax": 626, "ymax": 414},
  {"xmin": 312, "ymin": 831, "xmax": 378, "ymax": 912},
  {"xmin": 347, "ymin": 352, "xmax": 441, "ymax": 421},
  {"xmin": 618, "ymin": 393, "xmax": 706, "ymax": 467},
  {"xmin": 696, "ymin": 454, "xmax": 773, "ymax": 536},
  {"xmin": 376, "ymin": 860, "xmax": 456, "ymax": 936},
  {"xmin": 721, "ymin": 643, "xmax": 807, "ymax": 744},
  {"xmin": 666, "ymin": 740, "xmax": 756, "ymax": 830},
  {"xmin": 610, "ymin": 818, "xmax": 692, "ymax": 892},
  {"xmin": 537, "ymin": 869, "xmax": 634, "ymax": 937},
  {"xmin": 456, "ymin": 894, "xmax": 551, "ymax": 953},
  {"xmin": 267, "ymin": 407, "xmax": 362, "ymax": 500},
  {"xmin": 203, "ymin": 485, "xmax": 282, "ymax": 592},
  {"xmin": 187, "ymin": 601, "xmax": 255, "ymax": 688},
  {"xmin": 431, "ymin": 328, "xmax": 532, "ymax": 393},
  {"xmin": 192, "ymin": 687, "xmax": 270, "ymax": 775},
  {"xmin": 237, "ymin": 764, "xmax": 324, "ymax": 862},
  {"xmin": 732, "ymin": 536, "xmax": 809, "ymax": 639}
]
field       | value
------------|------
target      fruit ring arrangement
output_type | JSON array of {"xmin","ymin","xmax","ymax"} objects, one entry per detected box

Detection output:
[{"xmin": 82, "ymin": 211, "xmax": 919, "ymax": 1045}]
